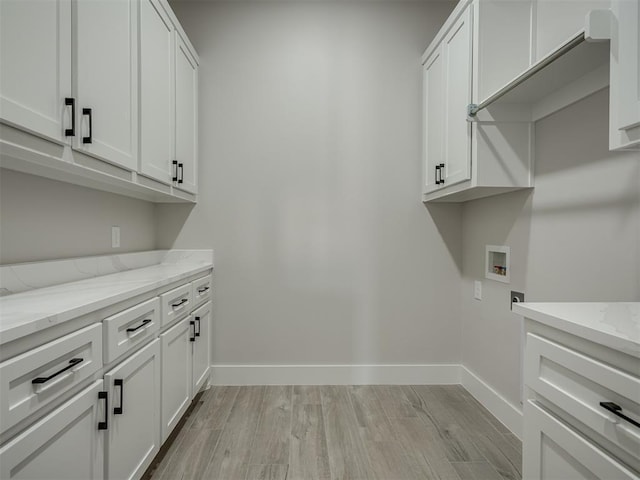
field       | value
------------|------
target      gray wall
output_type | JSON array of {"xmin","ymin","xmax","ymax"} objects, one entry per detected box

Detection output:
[
  {"xmin": 460, "ymin": 89, "xmax": 640, "ymax": 407},
  {"xmin": 0, "ymin": 169, "xmax": 157, "ymax": 264},
  {"xmin": 159, "ymin": 0, "xmax": 463, "ymax": 366}
]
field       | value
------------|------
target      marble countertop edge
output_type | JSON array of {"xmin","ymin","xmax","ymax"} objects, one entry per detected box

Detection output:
[
  {"xmin": 513, "ymin": 302, "xmax": 640, "ymax": 358},
  {"xmin": 0, "ymin": 262, "xmax": 213, "ymax": 346}
]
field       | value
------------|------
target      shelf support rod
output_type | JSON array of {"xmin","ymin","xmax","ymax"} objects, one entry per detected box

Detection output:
[{"xmin": 467, "ymin": 32, "xmax": 587, "ymax": 118}]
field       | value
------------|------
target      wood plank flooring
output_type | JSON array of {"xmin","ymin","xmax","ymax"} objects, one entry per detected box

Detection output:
[{"xmin": 145, "ymin": 385, "xmax": 521, "ymax": 480}]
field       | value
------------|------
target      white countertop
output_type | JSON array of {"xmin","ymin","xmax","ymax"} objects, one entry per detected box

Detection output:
[
  {"xmin": 513, "ymin": 302, "xmax": 640, "ymax": 358},
  {"xmin": 0, "ymin": 261, "xmax": 212, "ymax": 346}
]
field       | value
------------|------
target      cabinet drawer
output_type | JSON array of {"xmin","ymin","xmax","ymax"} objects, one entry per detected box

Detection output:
[
  {"xmin": 0, "ymin": 323, "xmax": 102, "ymax": 434},
  {"xmin": 103, "ymin": 297, "xmax": 160, "ymax": 364},
  {"xmin": 525, "ymin": 333, "xmax": 640, "ymax": 460},
  {"xmin": 160, "ymin": 283, "xmax": 192, "ymax": 327},
  {"xmin": 191, "ymin": 274, "xmax": 212, "ymax": 308},
  {"xmin": 524, "ymin": 400, "xmax": 638, "ymax": 480},
  {"xmin": 0, "ymin": 379, "xmax": 105, "ymax": 480}
]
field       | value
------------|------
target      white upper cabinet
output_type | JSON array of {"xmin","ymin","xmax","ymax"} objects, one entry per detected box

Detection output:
[
  {"xmin": 139, "ymin": 0, "xmax": 175, "ymax": 184},
  {"xmin": 174, "ymin": 33, "xmax": 199, "ymax": 194},
  {"xmin": 441, "ymin": 8, "xmax": 472, "ymax": 188},
  {"xmin": 0, "ymin": 0, "xmax": 72, "ymax": 144},
  {"xmin": 610, "ymin": 0, "xmax": 640, "ymax": 150},
  {"xmin": 422, "ymin": 0, "xmax": 533, "ymax": 203},
  {"xmin": 74, "ymin": 0, "xmax": 139, "ymax": 170}
]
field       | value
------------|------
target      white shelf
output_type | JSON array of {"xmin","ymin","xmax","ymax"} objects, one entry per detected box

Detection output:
[{"xmin": 470, "ymin": 31, "xmax": 610, "ymax": 122}]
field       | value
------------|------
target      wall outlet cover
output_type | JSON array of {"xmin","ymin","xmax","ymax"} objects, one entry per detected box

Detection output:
[
  {"xmin": 111, "ymin": 226, "xmax": 120, "ymax": 248},
  {"xmin": 474, "ymin": 281, "xmax": 482, "ymax": 300}
]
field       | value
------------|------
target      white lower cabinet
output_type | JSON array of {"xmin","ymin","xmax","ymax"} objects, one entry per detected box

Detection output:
[
  {"xmin": 191, "ymin": 301, "xmax": 211, "ymax": 396},
  {"xmin": 524, "ymin": 400, "xmax": 638, "ymax": 480},
  {"xmin": 104, "ymin": 339, "xmax": 161, "ymax": 480},
  {"xmin": 0, "ymin": 379, "xmax": 105, "ymax": 480},
  {"xmin": 160, "ymin": 317, "xmax": 192, "ymax": 441}
]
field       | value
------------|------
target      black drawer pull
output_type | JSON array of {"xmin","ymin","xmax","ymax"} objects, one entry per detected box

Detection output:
[
  {"xmin": 171, "ymin": 298, "xmax": 188, "ymax": 308},
  {"xmin": 178, "ymin": 163, "xmax": 184, "ymax": 184},
  {"xmin": 82, "ymin": 108, "xmax": 92, "ymax": 144},
  {"xmin": 190, "ymin": 320, "xmax": 196, "ymax": 342},
  {"xmin": 114, "ymin": 379, "xmax": 124, "ymax": 415},
  {"xmin": 439, "ymin": 163, "xmax": 445, "ymax": 184},
  {"xmin": 435, "ymin": 165, "xmax": 441, "ymax": 185},
  {"xmin": 98, "ymin": 391, "xmax": 108, "ymax": 430},
  {"xmin": 32, "ymin": 358, "xmax": 83, "ymax": 385},
  {"xmin": 600, "ymin": 402, "xmax": 640, "ymax": 428},
  {"xmin": 172, "ymin": 160, "xmax": 178, "ymax": 182},
  {"xmin": 195, "ymin": 316, "xmax": 201, "ymax": 337},
  {"xmin": 65, "ymin": 98, "xmax": 75, "ymax": 137},
  {"xmin": 197, "ymin": 286, "xmax": 210, "ymax": 294},
  {"xmin": 126, "ymin": 319, "xmax": 152, "ymax": 333}
]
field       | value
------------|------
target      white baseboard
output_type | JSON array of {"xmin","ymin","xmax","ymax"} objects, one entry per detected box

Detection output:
[
  {"xmin": 210, "ymin": 364, "xmax": 461, "ymax": 386},
  {"xmin": 460, "ymin": 366, "xmax": 523, "ymax": 439}
]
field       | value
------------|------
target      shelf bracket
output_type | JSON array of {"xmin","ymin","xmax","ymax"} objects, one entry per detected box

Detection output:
[{"xmin": 585, "ymin": 9, "xmax": 612, "ymax": 42}]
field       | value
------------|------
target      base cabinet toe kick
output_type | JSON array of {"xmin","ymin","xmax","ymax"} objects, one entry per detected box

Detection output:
[
  {"xmin": 0, "ymin": 271, "xmax": 213, "ymax": 480},
  {"xmin": 517, "ymin": 303, "xmax": 640, "ymax": 480}
]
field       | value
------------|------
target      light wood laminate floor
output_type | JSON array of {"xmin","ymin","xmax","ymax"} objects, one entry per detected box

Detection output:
[{"xmin": 146, "ymin": 385, "xmax": 522, "ymax": 480}]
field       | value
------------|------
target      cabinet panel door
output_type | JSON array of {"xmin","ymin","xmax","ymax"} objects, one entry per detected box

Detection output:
[
  {"xmin": 610, "ymin": 0, "xmax": 640, "ymax": 149},
  {"xmin": 75, "ymin": 0, "xmax": 138, "ymax": 170},
  {"xmin": 160, "ymin": 318, "xmax": 192, "ymax": 441},
  {"xmin": 192, "ymin": 302, "xmax": 211, "ymax": 395},
  {"xmin": 0, "ymin": 0, "xmax": 71, "ymax": 143},
  {"xmin": 0, "ymin": 380, "xmax": 104, "ymax": 480},
  {"xmin": 442, "ymin": 6, "xmax": 472, "ymax": 187},
  {"xmin": 104, "ymin": 339, "xmax": 160, "ymax": 480},
  {"xmin": 139, "ymin": 0, "xmax": 174, "ymax": 184},
  {"xmin": 422, "ymin": 47, "xmax": 444, "ymax": 194},
  {"xmin": 524, "ymin": 400, "xmax": 638, "ymax": 480},
  {"xmin": 174, "ymin": 34, "xmax": 198, "ymax": 194}
]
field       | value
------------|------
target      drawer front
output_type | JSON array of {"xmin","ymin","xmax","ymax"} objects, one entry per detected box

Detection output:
[
  {"xmin": 160, "ymin": 283, "xmax": 192, "ymax": 327},
  {"xmin": 103, "ymin": 297, "xmax": 160, "ymax": 364},
  {"xmin": 0, "ymin": 379, "xmax": 105, "ymax": 480},
  {"xmin": 0, "ymin": 323, "xmax": 102, "ymax": 434},
  {"xmin": 524, "ymin": 400, "xmax": 638, "ymax": 480},
  {"xmin": 525, "ymin": 333, "xmax": 640, "ymax": 459},
  {"xmin": 191, "ymin": 274, "xmax": 212, "ymax": 308}
]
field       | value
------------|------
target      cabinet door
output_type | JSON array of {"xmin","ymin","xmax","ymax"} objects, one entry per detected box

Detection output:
[
  {"xmin": 74, "ymin": 0, "xmax": 138, "ymax": 170},
  {"xmin": 442, "ymin": 6, "xmax": 472, "ymax": 187},
  {"xmin": 104, "ymin": 339, "xmax": 160, "ymax": 480},
  {"xmin": 160, "ymin": 318, "xmax": 192, "ymax": 441},
  {"xmin": 192, "ymin": 302, "xmax": 211, "ymax": 395},
  {"xmin": 422, "ymin": 47, "xmax": 445, "ymax": 195},
  {"xmin": 610, "ymin": 0, "xmax": 640, "ymax": 150},
  {"xmin": 0, "ymin": 0, "xmax": 71, "ymax": 143},
  {"xmin": 523, "ymin": 400, "xmax": 638, "ymax": 480},
  {"xmin": 174, "ymin": 33, "xmax": 198, "ymax": 194},
  {"xmin": 0, "ymin": 380, "xmax": 104, "ymax": 480},
  {"xmin": 139, "ymin": 0, "xmax": 174, "ymax": 184}
]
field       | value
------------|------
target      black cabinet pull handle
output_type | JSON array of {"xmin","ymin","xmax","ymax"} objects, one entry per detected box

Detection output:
[
  {"xmin": 114, "ymin": 379, "xmax": 124, "ymax": 415},
  {"xmin": 435, "ymin": 165, "xmax": 441, "ymax": 185},
  {"xmin": 65, "ymin": 98, "xmax": 75, "ymax": 137},
  {"xmin": 32, "ymin": 358, "xmax": 83, "ymax": 385},
  {"xmin": 171, "ymin": 298, "xmax": 187, "ymax": 308},
  {"xmin": 195, "ymin": 316, "xmax": 201, "ymax": 337},
  {"xmin": 190, "ymin": 320, "xmax": 196, "ymax": 342},
  {"xmin": 126, "ymin": 319, "xmax": 152, "ymax": 333},
  {"xmin": 98, "ymin": 391, "xmax": 108, "ymax": 430},
  {"xmin": 197, "ymin": 286, "xmax": 209, "ymax": 294},
  {"xmin": 82, "ymin": 108, "xmax": 92, "ymax": 144},
  {"xmin": 600, "ymin": 402, "xmax": 640, "ymax": 428},
  {"xmin": 172, "ymin": 160, "xmax": 178, "ymax": 182},
  {"xmin": 439, "ymin": 163, "xmax": 445, "ymax": 184},
  {"xmin": 178, "ymin": 163, "xmax": 184, "ymax": 184}
]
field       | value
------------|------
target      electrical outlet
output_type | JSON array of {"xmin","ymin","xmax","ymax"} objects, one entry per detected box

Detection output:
[
  {"xmin": 474, "ymin": 281, "xmax": 482, "ymax": 300},
  {"xmin": 111, "ymin": 226, "xmax": 120, "ymax": 248},
  {"xmin": 511, "ymin": 291, "xmax": 524, "ymax": 310}
]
